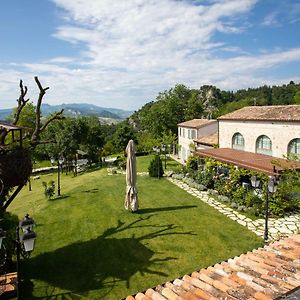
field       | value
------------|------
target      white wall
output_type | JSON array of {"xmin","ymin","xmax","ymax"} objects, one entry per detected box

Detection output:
[
  {"xmin": 219, "ymin": 120, "xmax": 300, "ymax": 158},
  {"xmin": 178, "ymin": 122, "xmax": 217, "ymax": 162}
]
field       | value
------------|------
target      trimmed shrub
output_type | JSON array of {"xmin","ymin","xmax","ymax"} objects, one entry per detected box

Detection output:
[
  {"xmin": 148, "ymin": 155, "xmax": 164, "ymax": 178},
  {"xmin": 186, "ymin": 156, "xmax": 198, "ymax": 170}
]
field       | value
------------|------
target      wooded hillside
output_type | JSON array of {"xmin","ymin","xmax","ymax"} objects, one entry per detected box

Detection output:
[{"xmin": 129, "ymin": 81, "xmax": 300, "ymax": 138}]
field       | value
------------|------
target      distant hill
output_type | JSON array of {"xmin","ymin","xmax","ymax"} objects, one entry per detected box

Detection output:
[
  {"xmin": 0, "ymin": 109, "xmax": 12, "ymax": 120},
  {"xmin": 0, "ymin": 103, "xmax": 133, "ymax": 120}
]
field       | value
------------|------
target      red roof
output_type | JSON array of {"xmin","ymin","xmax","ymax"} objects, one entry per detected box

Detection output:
[
  {"xmin": 178, "ymin": 119, "xmax": 217, "ymax": 129},
  {"xmin": 126, "ymin": 234, "xmax": 300, "ymax": 300},
  {"xmin": 218, "ymin": 105, "xmax": 300, "ymax": 122},
  {"xmin": 194, "ymin": 148, "xmax": 300, "ymax": 175}
]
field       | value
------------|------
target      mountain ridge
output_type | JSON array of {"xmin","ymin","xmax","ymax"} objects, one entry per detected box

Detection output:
[{"xmin": 0, "ymin": 103, "xmax": 133, "ymax": 120}]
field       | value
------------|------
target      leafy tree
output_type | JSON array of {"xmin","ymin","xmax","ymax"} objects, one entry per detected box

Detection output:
[
  {"xmin": 113, "ymin": 123, "xmax": 137, "ymax": 152},
  {"xmin": 81, "ymin": 116, "xmax": 105, "ymax": 164},
  {"xmin": 10, "ymin": 101, "xmax": 36, "ymax": 128},
  {"xmin": 184, "ymin": 91, "xmax": 204, "ymax": 120},
  {"xmin": 294, "ymin": 91, "xmax": 300, "ymax": 104}
]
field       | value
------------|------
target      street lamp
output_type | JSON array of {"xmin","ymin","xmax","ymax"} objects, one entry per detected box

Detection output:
[
  {"xmin": 58, "ymin": 157, "xmax": 64, "ymax": 196},
  {"xmin": 50, "ymin": 157, "xmax": 55, "ymax": 166},
  {"xmin": 0, "ymin": 228, "xmax": 5, "ymax": 250},
  {"xmin": 250, "ymin": 175, "xmax": 278, "ymax": 242},
  {"xmin": 19, "ymin": 214, "xmax": 35, "ymax": 232},
  {"xmin": 0, "ymin": 214, "xmax": 37, "ymax": 300},
  {"xmin": 161, "ymin": 144, "xmax": 167, "ymax": 169}
]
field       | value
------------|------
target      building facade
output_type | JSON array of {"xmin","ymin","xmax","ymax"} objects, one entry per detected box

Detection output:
[
  {"xmin": 218, "ymin": 105, "xmax": 300, "ymax": 159},
  {"xmin": 178, "ymin": 119, "xmax": 217, "ymax": 163}
]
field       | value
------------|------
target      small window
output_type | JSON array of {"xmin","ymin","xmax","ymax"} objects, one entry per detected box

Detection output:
[
  {"xmin": 288, "ymin": 138, "xmax": 300, "ymax": 159},
  {"xmin": 232, "ymin": 132, "xmax": 244, "ymax": 150},
  {"xmin": 256, "ymin": 135, "xmax": 272, "ymax": 156},
  {"xmin": 191, "ymin": 130, "xmax": 196, "ymax": 139}
]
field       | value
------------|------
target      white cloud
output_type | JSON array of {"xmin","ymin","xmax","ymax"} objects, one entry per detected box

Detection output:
[
  {"xmin": 261, "ymin": 11, "xmax": 280, "ymax": 27},
  {"xmin": 1, "ymin": 0, "xmax": 300, "ymax": 110}
]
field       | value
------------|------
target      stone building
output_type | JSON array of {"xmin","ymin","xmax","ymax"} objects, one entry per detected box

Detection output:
[
  {"xmin": 177, "ymin": 119, "xmax": 217, "ymax": 163},
  {"xmin": 218, "ymin": 105, "xmax": 300, "ymax": 159}
]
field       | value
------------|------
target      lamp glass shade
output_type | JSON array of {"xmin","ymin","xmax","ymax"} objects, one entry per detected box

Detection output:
[
  {"xmin": 267, "ymin": 179, "xmax": 277, "ymax": 193},
  {"xmin": 21, "ymin": 229, "xmax": 37, "ymax": 252},
  {"xmin": 23, "ymin": 238, "xmax": 36, "ymax": 252},
  {"xmin": 58, "ymin": 157, "xmax": 64, "ymax": 165},
  {"xmin": 0, "ymin": 228, "xmax": 6, "ymax": 249},
  {"xmin": 250, "ymin": 176, "xmax": 260, "ymax": 188},
  {"xmin": 50, "ymin": 157, "xmax": 55, "ymax": 164}
]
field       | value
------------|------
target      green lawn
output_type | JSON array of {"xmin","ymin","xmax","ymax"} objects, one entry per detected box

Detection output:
[
  {"xmin": 9, "ymin": 166, "xmax": 262, "ymax": 299},
  {"xmin": 136, "ymin": 154, "xmax": 182, "ymax": 173}
]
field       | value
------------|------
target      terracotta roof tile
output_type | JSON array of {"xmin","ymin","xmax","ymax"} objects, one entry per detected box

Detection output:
[
  {"xmin": 126, "ymin": 235, "xmax": 300, "ymax": 300},
  {"xmin": 218, "ymin": 105, "xmax": 300, "ymax": 122},
  {"xmin": 178, "ymin": 119, "xmax": 217, "ymax": 128},
  {"xmin": 194, "ymin": 132, "xmax": 218, "ymax": 146}
]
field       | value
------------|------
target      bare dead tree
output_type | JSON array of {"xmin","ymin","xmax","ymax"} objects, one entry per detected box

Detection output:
[
  {"xmin": 0, "ymin": 77, "xmax": 64, "ymax": 212},
  {"xmin": 30, "ymin": 76, "xmax": 64, "ymax": 148},
  {"xmin": 13, "ymin": 80, "xmax": 30, "ymax": 125}
]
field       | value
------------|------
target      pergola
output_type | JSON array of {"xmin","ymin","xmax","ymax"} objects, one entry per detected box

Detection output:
[
  {"xmin": 0, "ymin": 121, "xmax": 32, "ymax": 148},
  {"xmin": 194, "ymin": 148, "xmax": 300, "ymax": 176}
]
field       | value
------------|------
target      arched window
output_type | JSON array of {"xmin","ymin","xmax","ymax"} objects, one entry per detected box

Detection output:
[
  {"xmin": 287, "ymin": 138, "xmax": 300, "ymax": 159},
  {"xmin": 256, "ymin": 135, "xmax": 272, "ymax": 156},
  {"xmin": 232, "ymin": 132, "xmax": 245, "ymax": 150}
]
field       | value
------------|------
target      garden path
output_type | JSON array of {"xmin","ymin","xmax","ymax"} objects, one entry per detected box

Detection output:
[{"xmin": 167, "ymin": 177, "xmax": 300, "ymax": 242}]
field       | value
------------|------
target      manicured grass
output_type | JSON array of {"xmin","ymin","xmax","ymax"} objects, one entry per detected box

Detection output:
[
  {"xmin": 136, "ymin": 154, "xmax": 182, "ymax": 173},
  {"xmin": 9, "ymin": 168, "xmax": 262, "ymax": 299},
  {"xmin": 33, "ymin": 159, "xmax": 52, "ymax": 169}
]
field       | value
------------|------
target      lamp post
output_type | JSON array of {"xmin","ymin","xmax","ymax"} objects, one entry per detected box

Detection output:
[
  {"xmin": 161, "ymin": 144, "xmax": 167, "ymax": 169},
  {"xmin": 250, "ymin": 175, "xmax": 277, "ymax": 242},
  {"xmin": 58, "ymin": 157, "xmax": 64, "ymax": 196},
  {"xmin": 0, "ymin": 214, "xmax": 37, "ymax": 300}
]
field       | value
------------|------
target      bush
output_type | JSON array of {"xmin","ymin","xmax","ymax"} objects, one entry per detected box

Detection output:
[
  {"xmin": 196, "ymin": 171, "xmax": 214, "ymax": 189},
  {"xmin": 42, "ymin": 181, "xmax": 55, "ymax": 199},
  {"xmin": 186, "ymin": 156, "xmax": 198, "ymax": 170},
  {"xmin": 148, "ymin": 155, "xmax": 164, "ymax": 178},
  {"xmin": 0, "ymin": 212, "xmax": 19, "ymax": 271},
  {"xmin": 218, "ymin": 195, "xmax": 230, "ymax": 203},
  {"xmin": 118, "ymin": 158, "xmax": 127, "ymax": 170}
]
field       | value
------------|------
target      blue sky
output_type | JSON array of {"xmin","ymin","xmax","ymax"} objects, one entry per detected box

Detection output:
[{"xmin": 1, "ymin": 0, "xmax": 300, "ymax": 110}]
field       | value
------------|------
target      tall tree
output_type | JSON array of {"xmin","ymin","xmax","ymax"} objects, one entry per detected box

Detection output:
[{"xmin": 0, "ymin": 77, "xmax": 64, "ymax": 212}]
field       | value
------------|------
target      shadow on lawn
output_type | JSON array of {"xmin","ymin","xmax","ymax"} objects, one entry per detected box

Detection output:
[
  {"xmin": 137, "ymin": 205, "xmax": 197, "ymax": 214},
  {"xmin": 22, "ymin": 216, "xmax": 195, "ymax": 299}
]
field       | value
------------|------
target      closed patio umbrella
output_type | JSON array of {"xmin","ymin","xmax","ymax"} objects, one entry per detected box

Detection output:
[{"xmin": 124, "ymin": 139, "xmax": 139, "ymax": 212}]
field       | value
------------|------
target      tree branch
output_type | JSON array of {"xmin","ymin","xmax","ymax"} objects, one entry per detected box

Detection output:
[
  {"xmin": 12, "ymin": 80, "xmax": 30, "ymax": 125},
  {"xmin": 31, "ymin": 76, "xmax": 50, "ymax": 146},
  {"xmin": 40, "ymin": 109, "xmax": 64, "ymax": 133}
]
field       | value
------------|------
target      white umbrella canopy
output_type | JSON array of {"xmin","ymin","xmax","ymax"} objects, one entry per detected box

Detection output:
[{"xmin": 124, "ymin": 139, "xmax": 139, "ymax": 212}]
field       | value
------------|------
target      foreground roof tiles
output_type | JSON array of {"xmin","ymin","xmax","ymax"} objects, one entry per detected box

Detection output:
[
  {"xmin": 126, "ymin": 235, "xmax": 300, "ymax": 300},
  {"xmin": 218, "ymin": 105, "xmax": 300, "ymax": 122},
  {"xmin": 178, "ymin": 119, "xmax": 217, "ymax": 129}
]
